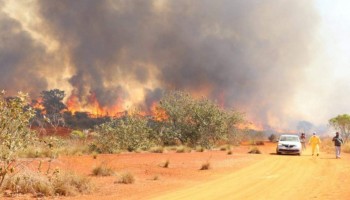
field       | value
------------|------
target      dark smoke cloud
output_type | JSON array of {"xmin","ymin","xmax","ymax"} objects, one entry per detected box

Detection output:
[
  {"xmin": 0, "ymin": 0, "xmax": 320, "ymax": 128},
  {"xmin": 0, "ymin": 4, "xmax": 48, "ymax": 96}
]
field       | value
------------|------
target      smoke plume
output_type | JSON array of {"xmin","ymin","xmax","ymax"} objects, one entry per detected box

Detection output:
[{"xmin": 0, "ymin": 0, "xmax": 320, "ymax": 129}]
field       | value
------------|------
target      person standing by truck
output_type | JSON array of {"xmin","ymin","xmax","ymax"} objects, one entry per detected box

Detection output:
[
  {"xmin": 309, "ymin": 132, "xmax": 321, "ymax": 156},
  {"xmin": 332, "ymin": 132, "xmax": 344, "ymax": 159}
]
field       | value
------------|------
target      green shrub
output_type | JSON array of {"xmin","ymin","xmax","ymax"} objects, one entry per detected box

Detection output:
[
  {"xmin": 94, "ymin": 113, "xmax": 152, "ymax": 153},
  {"xmin": 70, "ymin": 130, "xmax": 86, "ymax": 140},
  {"xmin": 0, "ymin": 92, "xmax": 37, "ymax": 187}
]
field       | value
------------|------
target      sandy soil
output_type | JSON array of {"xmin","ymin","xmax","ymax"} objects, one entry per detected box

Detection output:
[
  {"xmin": 150, "ymin": 146, "xmax": 350, "ymax": 200},
  {"xmin": 5, "ymin": 142, "xmax": 350, "ymax": 200}
]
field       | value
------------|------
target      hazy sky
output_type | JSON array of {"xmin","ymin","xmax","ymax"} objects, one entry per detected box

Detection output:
[
  {"xmin": 293, "ymin": 1, "xmax": 350, "ymax": 132},
  {"xmin": 1, "ymin": 0, "xmax": 350, "ymax": 133}
]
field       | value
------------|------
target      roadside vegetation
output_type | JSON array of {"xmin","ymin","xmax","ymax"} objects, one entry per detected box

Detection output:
[{"xmin": 0, "ymin": 89, "xmax": 281, "ymax": 197}]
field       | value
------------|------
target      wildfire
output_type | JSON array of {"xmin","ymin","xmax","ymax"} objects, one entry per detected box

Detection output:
[
  {"xmin": 65, "ymin": 93, "xmax": 124, "ymax": 117},
  {"xmin": 31, "ymin": 97, "xmax": 45, "ymax": 111},
  {"xmin": 236, "ymin": 121, "xmax": 265, "ymax": 131},
  {"xmin": 151, "ymin": 102, "xmax": 168, "ymax": 121}
]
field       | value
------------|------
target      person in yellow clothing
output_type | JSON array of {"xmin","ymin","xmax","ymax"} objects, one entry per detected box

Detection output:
[{"xmin": 309, "ymin": 132, "xmax": 321, "ymax": 156}]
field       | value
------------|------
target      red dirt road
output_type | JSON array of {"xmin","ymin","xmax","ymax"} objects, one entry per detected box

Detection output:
[
  {"xmin": 6, "ymin": 143, "xmax": 350, "ymax": 200},
  {"xmin": 150, "ymin": 148, "xmax": 350, "ymax": 200}
]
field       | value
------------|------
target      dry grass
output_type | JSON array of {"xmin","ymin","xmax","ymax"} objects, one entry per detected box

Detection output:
[
  {"xmin": 200, "ymin": 161, "xmax": 211, "ymax": 170},
  {"xmin": 3, "ymin": 169, "xmax": 53, "ymax": 197},
  {"xmin": 2, "ymin": 169, "xmax": 92, "ymax": 197},
  {"xmin": 160, "ymin": 159, "xmax": 170, "ymax": 168},
  {"xmin": 53, "ymin": 171, "xmax": 92, "ymax": 196},
  {"xmin": 176, "ymin": 146, "xmax": 191, "ymax": 153},
  {"xmin": 320, "ymin": 139, "xmax": 334, "ymax": 154},
  {"xmin": 149, "ymin": 146, "xmax": 164, "ymax": 153},
  {"xmin": 343, "ymin": 143, "xmax": 350, "ymax": 153},
  {"xmin": 92, "ymin": 152, "xmax": 98, "ymax": 159},
  {"xmin": 248, "ymin": 146, "xmax": 262, "ymax": 154},
  {"xmin": 115, "ymin": 172, "xmax": 135, "ymax": 184},
  {"xmin": 195, "ymin": 146, "xmax": 205, "ymax": 152},
  {"xmin": 92, "ymin": 163, "xmax": 115, "ymax": 176},
  {"xmin": 219, "ymin": 145, "xmax": 228, "ymax": 151}
]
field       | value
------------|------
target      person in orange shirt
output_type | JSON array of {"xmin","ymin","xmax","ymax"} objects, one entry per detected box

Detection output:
[{"xmin": 308, "ymin": 132, "xmax": 321, "ymax": 156}]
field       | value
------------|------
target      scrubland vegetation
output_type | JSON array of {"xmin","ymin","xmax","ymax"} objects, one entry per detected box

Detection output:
[
  {"xmin": 0, "ymin": 90, "xmax": 251, "ymax": 197},
  {"xmin": 6, "ymin": 89, "xmax": 334, "ymax": 198}
]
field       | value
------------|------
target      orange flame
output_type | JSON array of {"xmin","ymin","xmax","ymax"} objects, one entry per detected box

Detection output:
[
  {"xmin": 151, "ymin": 102, "xmax": 168, "ymax": 121},
  {"xmin": 31, "ymin": 97, "xmax": 45, "ymax": 111},
  {"xmin": 66, "ymin": 93, "xmax": 124, "ymax": 117}
]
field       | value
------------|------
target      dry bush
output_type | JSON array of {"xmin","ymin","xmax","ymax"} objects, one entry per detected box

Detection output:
[
  {"xmin": 219, "ymin": 145, "xmax": 228, "ymax": 151},
  {"xmin": 3, "ymin": 169, "xmax": 54, "ymax": 197},
  {"xmin": 92, "ymin": 164, "xmax": 115, "ymax": 176},
  {"xmin": 320, "ymin": 139, "xmax": 334, "ymax": 154},
  {"xmin": 248, "ymin": 146, "xmax": 262, "ymax": 154},
  {"xmin": 160, "ymin": 159, "xmax": 170, "ymax": 168},
  {"xmin": 59, "ymin": 141, "xmax": 90, "ymax": 156},
  {"xmin": 166, "ymin": 146, "xmax": 178, "ymax": 151},
  {"xmin": 152, "ymin": 175, "xmax": 159, "ymax": 181},
  {"xmin": 19, "ymin": 139, "xmax": 91, "ymax": 159},
  {"xmin": 200, "ymin": 161, "xmax": 210, "ymax": 170},
  {"xmin": 115, "ymin": 172, "xmax": 135, "ymax": 184},
  {"xmin": 176, "ymin": 146, "xmax": 191, "ymax": 153},
  {"xmin": 92, "ymin": 152, "xmax": 98, "ymax": 159},
  {"xmin": 227, "ymin": 150, "xmax": 233, "ymax": 155},
  {"xmin": 343, "ymin": 143, "xmax": 350, "ymax": 153},
  {"xmin": 149, "ymin": 146, "xmax": 164, "ymax": 153},
  {"xmin": 2, "ymin": 169, "xmax": 92, "ymax": 197},
  {"xmin": 52, "ymin": 171, "xmax": 92, "ymax": 196},
  {"xmin": 195, "ymin": 146, "xmax": 205, "ymax": 152},
  {"xmin": 18, "ymin": 145, "xmax": 60, "ymax": 159}
]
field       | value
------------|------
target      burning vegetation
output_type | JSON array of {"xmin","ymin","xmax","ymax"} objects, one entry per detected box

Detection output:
[{"xmin": 21, "ymin": 88, "xmax": 248, "ymax": 148}]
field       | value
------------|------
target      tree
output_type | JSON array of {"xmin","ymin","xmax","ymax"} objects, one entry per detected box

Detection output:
[
  {"xmin": 0, "ymin": 91, "xmax": 37, "ymax": 186},
  {"xmin": 156, "ymin": 91, "xmax": 195, "ymax": 145},
  {"xmin": 94, "ymin": 111, "xmax": 152, "ymax": 153},
  {"xmin": 329, "ymin": 114, "xmax": 350, "ymax": 143},
  {"xmin": 155, "ymin": 91, "xmax": 243, "ymax": 148},
  {"xmin": 41, "ymin": 89, "xmax": 67, "ymax": 128},
  {"xmin": 191, "ymin": 99, "xmax": 242, "ymax": 148}
]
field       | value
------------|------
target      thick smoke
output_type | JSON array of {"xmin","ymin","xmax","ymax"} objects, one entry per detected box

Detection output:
[
  {"xmin": 0, "ymin": 3, "xmax": 48, "ymax": 95},
  {"xmin": 0, "ymin": 0, "xmax": 320, "ymax": 129}
]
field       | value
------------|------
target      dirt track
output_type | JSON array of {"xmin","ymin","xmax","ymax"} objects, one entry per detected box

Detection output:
[{"xmin": 151, "ymin": 149, "xmax": 350, "ymax": 200}]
